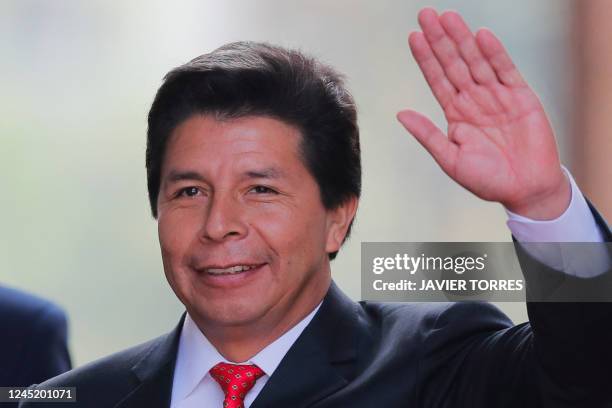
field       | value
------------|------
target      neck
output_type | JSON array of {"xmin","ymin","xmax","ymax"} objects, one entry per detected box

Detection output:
[{"xmin": 194, "ymin": 275, "xmax": 330, "ymax": 362}]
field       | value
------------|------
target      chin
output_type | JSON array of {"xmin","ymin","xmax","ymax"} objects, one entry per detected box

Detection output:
[{"xmin": 191, "ymin": 297, "xmax": 269, "ymax": 327}]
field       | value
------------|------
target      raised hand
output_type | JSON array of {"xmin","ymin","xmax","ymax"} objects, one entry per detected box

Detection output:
[{"xmin": 397, "ymin": 8, "xmax": 570, "ymax": 220}]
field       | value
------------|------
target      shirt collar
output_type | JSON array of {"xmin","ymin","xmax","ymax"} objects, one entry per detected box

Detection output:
[
  {"xmin": 172, "ymin": 301, "xmax": 322, "ymax": 401},
  {"xmin": 171, "ymin": 312, "xmax": 225, "ymax": 402}
]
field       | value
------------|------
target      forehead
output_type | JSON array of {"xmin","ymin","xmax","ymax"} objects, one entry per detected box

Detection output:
[{"xmin": 162, "ymin": 114, "xmax": 305, "ymax": 175}]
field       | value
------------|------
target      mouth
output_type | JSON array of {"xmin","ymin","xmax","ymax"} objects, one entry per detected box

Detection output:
[
  {"xmin": 194, "ymin": 262, "xmax": 268, "ymax": 288},
  {"xmin": 204, "ymin": 263, "xmax": 265, "ymax": 276}
]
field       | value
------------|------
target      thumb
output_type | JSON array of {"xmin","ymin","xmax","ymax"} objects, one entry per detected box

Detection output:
[{"xmin": 397, "ymin": 109, "xmax": 458, "ymax": 173}]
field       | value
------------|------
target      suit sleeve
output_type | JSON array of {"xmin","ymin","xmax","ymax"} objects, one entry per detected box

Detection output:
[
  {"xmin": 417, "ymin": 203, "xmax": 612, "ymax": 408},
  {"xmin": 18, "ymin": 303, "xmax": 72, "ymax": 386}
]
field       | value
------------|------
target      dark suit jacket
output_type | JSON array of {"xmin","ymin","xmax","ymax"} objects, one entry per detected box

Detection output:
[
  {"xmin": 0, "ymin": 286, "xmax": 72, "ymax": 387},
  {"xmin": 19, "ymin": 203, "xmax": 612, "ymax": 408}
]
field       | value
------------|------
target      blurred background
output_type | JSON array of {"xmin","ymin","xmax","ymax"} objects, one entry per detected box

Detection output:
[{"xmin": 1, "ymin": 0, "xmax": 610, "ymax": 367}]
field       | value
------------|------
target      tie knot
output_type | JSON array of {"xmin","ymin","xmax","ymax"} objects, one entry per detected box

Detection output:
[{"xmin": 210, "ymin": 362, "xmax": 264, "ymax": 408}]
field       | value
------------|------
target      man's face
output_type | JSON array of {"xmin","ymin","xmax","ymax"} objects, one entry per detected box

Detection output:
[{"xmin": 157, "ymin": 115, "xmax": 346, "ymax": 332}]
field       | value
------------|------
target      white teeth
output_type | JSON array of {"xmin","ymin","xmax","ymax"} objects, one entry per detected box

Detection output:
[{"xmin": 206, "ymin": 265, "xmax": 255, "ymax": 275}]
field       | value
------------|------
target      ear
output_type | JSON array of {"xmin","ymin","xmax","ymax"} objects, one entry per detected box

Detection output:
[{"xmin": 325, "ymin": 195, "xmax": 359, "ymax": 255}]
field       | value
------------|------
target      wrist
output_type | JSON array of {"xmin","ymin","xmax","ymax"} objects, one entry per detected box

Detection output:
[{"xmin": 504, "ymin": 170, "xmax": 571, "ymax": 221}]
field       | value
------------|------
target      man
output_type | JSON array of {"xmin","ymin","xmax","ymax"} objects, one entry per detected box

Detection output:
[
  {"xmin": 20, "ymin": 8, "xmax": 611, "ymax": 408},
  {"xmin": 0, "ymin": 285, "xmax": 71, "ymax": 387}
]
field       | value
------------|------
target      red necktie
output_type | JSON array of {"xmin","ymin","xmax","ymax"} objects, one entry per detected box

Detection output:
[{"xmin": 209, "ymin": 362, "xmax": 265, "ymax": 408}]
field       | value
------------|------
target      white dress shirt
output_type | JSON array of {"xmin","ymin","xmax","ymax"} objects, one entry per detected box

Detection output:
[
  {"xmin": 170, "ymin": 302, "xmax": 322, "ymax": 408},
  {"xmin": 170, "ymin": 167, "xmax": 607, "ymax": 407},
  {"xmin": 506, "ymin": 166, "xmax": 609, "ymax": 277}
]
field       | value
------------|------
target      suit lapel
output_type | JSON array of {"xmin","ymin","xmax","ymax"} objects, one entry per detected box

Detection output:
[
  {"xmin": 114, "ymin": 314, "xmax": 185, "ymax": 408},
  {"xmin": 251, "ymin": 281, "xmax": 359, "ymax": 408}
]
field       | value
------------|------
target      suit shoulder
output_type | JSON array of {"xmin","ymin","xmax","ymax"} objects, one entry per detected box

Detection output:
[
  {"xmin": 19, "ymin": 327, "xmax": 181, "ymax": 408},
  {"xmin": 37, "ymin": 333, "xmax": 167, "ymax": 389},
  {"xmin": 357, "ymin": 301, "xmax": 513, "ymax": 335},
  {"xmin": 0, "ymin": 286, "xmax": 68, "ymax": 336},
  {"xmin": 0, "ymin": 286, "xmax": 65, "ymax": 319}
]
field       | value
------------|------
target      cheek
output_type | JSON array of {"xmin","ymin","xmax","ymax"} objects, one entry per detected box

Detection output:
[
  {"xmin": 250, "ymin": 203, "xmax": 328, "ymax": 262},
  {"xmin": 158, "ymin": 210, "xmax": 202, "ymax": 266}
]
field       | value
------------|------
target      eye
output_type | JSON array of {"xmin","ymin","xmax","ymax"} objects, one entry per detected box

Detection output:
[
  {"xmin": 249, "ymin": 185, "xmax": 277, "ymax": 195},
  {"xmin": 177, "ymin": 186, "xmax": 201, "ymax": 198}
]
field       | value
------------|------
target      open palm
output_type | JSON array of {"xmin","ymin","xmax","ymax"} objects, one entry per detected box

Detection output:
[{"xmin": 398, "ymin": 9, "xmax": 568, "ymax": 218}]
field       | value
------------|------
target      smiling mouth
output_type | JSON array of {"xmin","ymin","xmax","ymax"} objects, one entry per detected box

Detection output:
[{"xmin": 204, "ymin": 264, "xmax": 266, "ymax": 276}]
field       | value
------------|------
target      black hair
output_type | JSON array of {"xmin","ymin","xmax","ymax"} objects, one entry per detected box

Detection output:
[{"xmin": 146, "ymin": 41, "xmax": 361, "ymax": 260}]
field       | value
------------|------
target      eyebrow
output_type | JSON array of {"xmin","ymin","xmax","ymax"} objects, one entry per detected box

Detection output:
[
  {"xmin": 164, "ymin": 167, "xmax": 285, "ymax": 184},
  {"xmin": 165, "ymin": 170, "xmax": 206, "ymax": 183},
  {"xmin": 241, "ymin": 167, "xmax": 285, "ymax": 180}
]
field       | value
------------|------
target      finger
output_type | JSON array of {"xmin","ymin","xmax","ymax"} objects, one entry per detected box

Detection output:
[
  {"xmin": 476, "ymin": 28, "xmax": 526, "ymax": 87},
  {"xmin": 418, "ymin": 7, "xmax": 474, "ymax": 90},
  {"xmin": 438, "ymin": 11, "xmax": 498, "ymax": 85},
  {"xmin": 409, "ymin": 31, "xmax": 457, "ymax": 109},
  {"xmin": 397, "ymin": 109, "xmax": 458, "ymax": 173}
]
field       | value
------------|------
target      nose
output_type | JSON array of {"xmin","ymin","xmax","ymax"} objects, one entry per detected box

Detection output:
[{"xmin": 201, "ymin": 191, "xmax": 247, "ymax": 242}]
